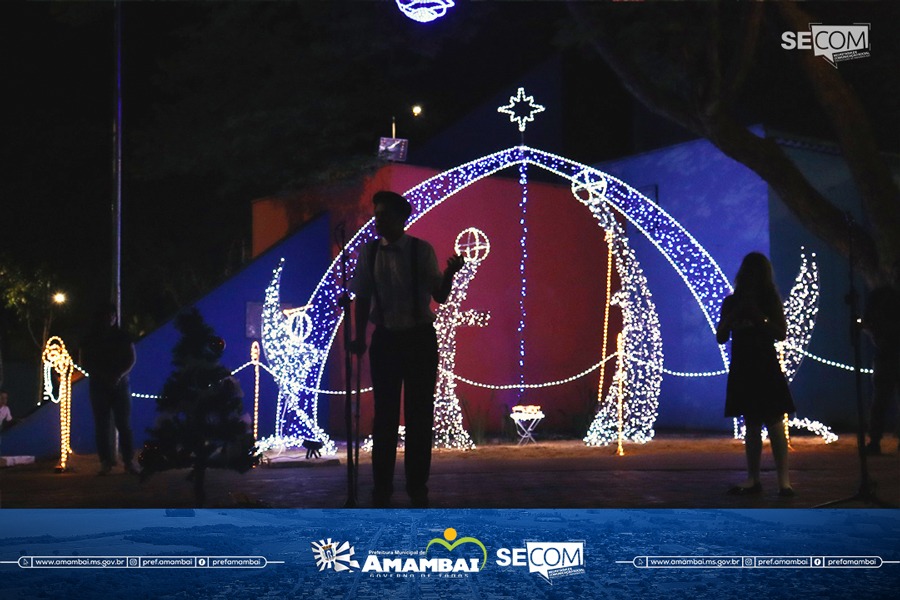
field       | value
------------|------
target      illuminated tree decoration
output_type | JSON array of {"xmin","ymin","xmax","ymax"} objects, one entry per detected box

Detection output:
[
  {"xmin": 395, "ymin": 0, "xmax": 455, "ymax": 24},
  {"xmin": 139, "ymin": 309, "xmax": 257, "ymax": 507},
  {"xmin": 258, "ymin": 260, "xmax": 336, "ymax": 456},
  {"xmin": 432, "ymin": 228, "xmax": 492, "ymax": 450},
  {"xmin": 42, "ymin": 336, "xmax": 74, "ymax": 471}
]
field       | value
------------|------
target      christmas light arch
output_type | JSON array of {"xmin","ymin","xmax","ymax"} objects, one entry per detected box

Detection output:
[{"xmin": 262, "ymin": 144, "xmax": 768, "ymax": 453}]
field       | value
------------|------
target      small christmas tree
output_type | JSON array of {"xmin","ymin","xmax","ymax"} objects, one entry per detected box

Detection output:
[{"xmin": 139, "ymin": 308, "xmax": 257, "ymax": 506}]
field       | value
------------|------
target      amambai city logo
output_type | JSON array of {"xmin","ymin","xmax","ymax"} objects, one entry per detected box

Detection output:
[
  {"xmin": 361, "ymin": 527, "xmax": 488, "ymax": 574},
  {"xmin": 311, "ymin": 538, "xmax": 360, "ymax": 572}
]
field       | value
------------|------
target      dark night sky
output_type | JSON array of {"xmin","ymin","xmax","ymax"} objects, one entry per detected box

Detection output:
[{"xmin": 1, "ymin": 1, "xmax": 898, "ymax": 350}]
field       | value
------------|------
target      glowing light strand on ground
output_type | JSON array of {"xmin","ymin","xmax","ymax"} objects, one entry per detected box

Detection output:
[
  {"xmin": 41, "ymin": 337, "xmax": 74, "ymax": 471},
  {"xmin": 432, "ymin": 228, "xmax": 491, "ymax": 450}
]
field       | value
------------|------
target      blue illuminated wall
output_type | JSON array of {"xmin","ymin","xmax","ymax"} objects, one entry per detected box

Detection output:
[
  {"xmin": 599, "ymin": 133, "xmax": 770, "ymax": 431},
  {"xmin": 599, "ymin": 130, "xmax": 900, "ymax": 433},
  {"xmin": 768, "ymin": 136, "xmax": 900, "ymax": 430},
  {"xmin": 3, "ymin": 214, "xmax": 332, "ymax": 458}
]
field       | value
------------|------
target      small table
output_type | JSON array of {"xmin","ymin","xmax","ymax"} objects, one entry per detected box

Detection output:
[{"xmin": 510, "ymin": 405, "xmax": 544, "ymax": 445}]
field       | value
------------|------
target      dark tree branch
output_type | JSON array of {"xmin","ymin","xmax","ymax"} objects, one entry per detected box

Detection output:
[
  {"xmin": 775, "ymin": 1, "xmax": 900, "ymax": 281},
  {"xmin": 565, "ymin": 0, "xmax": 883, "ymax": 286},
  {"xmin": 722, "ymin": 1, "xmax": 764, "ymax": 105}
]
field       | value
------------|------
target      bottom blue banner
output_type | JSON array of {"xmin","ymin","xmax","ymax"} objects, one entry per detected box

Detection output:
[{"xmin": 1, "ymin": 509, "xmax": 898, "ymax": 598}]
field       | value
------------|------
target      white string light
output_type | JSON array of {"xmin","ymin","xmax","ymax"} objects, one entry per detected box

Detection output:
[{"xmin": 516, "ymin": 162, "xmax": 529, "ymax": 400}]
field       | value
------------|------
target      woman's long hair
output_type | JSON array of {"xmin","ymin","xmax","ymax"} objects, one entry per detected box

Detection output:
[{"xmin": 734, "ymin": 252, "xmax": 782, "ymax": 310}]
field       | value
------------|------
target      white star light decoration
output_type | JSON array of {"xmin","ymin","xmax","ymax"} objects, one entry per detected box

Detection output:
[{"xmin": 498, "ymin": 87, "xmax": 546, "ymax": 133}]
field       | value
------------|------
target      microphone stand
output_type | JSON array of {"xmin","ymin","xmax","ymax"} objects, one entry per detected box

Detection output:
[
  {"xmin": 336, "ymin": 223, "xmax": 357, "ymax": 508},
  {"xmin": 817, "ymin": 213, "xmax": 896, "ymax": 508}
]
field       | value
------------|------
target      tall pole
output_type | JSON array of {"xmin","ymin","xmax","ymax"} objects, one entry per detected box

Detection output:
[
  {"xmin": 110, "ymin": 0, "xmax": 124, "ymax": 461},
  {"xmin": 112, "ymin": 0, "xmax": 123, "ymax": 321}
]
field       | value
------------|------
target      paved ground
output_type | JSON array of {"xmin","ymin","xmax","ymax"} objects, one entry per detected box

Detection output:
[{"xmin": 1, "ymin": 434, "xmax": 897, "ymax": 509}]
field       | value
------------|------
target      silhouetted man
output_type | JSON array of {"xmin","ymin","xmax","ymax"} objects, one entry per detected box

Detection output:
[
  {"xmin": 863, "ymin": 260, "xmax": 900, "ymax": 455},
  {"xmin": 350, "ymin": 191, "xmax": 463, "ymax": 507},
  {"xmin": 81, "ymin": 304, "xmax": 138, "ymax": 474}
]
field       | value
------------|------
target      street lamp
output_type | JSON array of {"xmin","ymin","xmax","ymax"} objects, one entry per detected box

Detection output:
[{"xmin": 52, "ymin": 292, "xmax": 67, "ymax": 305}]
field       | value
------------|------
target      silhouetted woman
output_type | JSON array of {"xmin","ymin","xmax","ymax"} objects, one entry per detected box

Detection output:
[{"xmin": 716, "ymin": 252, "xmax": 795, "ymax": 497}]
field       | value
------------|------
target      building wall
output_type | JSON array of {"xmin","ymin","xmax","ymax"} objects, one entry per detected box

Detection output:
[
  {"xmin": 768, "ymin": 139, "xmax": 900, "ymax": 430},
  {"xmin": 599, "ymin": 135, "xmax": 771, "ymax": 432},
  {"xmin": 3, "ymin": 215, "xmax": 333, "ymax": 458},
  {"xmin": 318, "ymin": 165, "xmax": 618, "ymax": 438}
]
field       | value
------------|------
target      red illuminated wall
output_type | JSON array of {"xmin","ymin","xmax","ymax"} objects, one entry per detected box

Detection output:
[{"xmin": 253, "ymin": 164, "xmax": 621, "ymax": 438}]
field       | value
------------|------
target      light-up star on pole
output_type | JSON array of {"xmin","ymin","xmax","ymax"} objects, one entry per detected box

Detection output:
[{"xmin": 497, "ymin": 87, "xmax": 545, "ymax": 133}]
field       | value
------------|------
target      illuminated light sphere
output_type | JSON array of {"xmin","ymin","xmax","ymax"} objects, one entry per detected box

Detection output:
[
  {"xmin": 395, "ymin": 0, "xmax": 454, "ymax": 23},
  {"xmin": 52, "ymin": 292, "xmax": 67, "ymax": 304},
  {"xmin": 412, "ymin": 105, "xmax": 423, "ymax": 117},
  {"xmin": 454, "ymin": 227, "xmax": 490, "ymax": 263}
]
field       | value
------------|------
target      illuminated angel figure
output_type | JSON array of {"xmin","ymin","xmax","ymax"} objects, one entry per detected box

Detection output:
[
  {"xmin": 433, "ymin": 228, "xmax": 492, "ymax": 450},
  {"xmin": 577, "ymin": 178, "xmax": 664, "ymax": 448},
  {"xmin": 260, "ymin": 260, "xmax": 335, "ymax": 455},
  {"xmin": 734, "ymin": 250, "xmax": 834, "ymax": 442}
]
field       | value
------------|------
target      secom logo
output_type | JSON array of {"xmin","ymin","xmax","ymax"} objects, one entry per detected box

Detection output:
[
  {"xmin": 497, "ymin": 541, "xmax": 586, "ymax": 584},
  {"xmin": 781, "ymin": 23, "xmax": 871, "ymax": 68}
]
